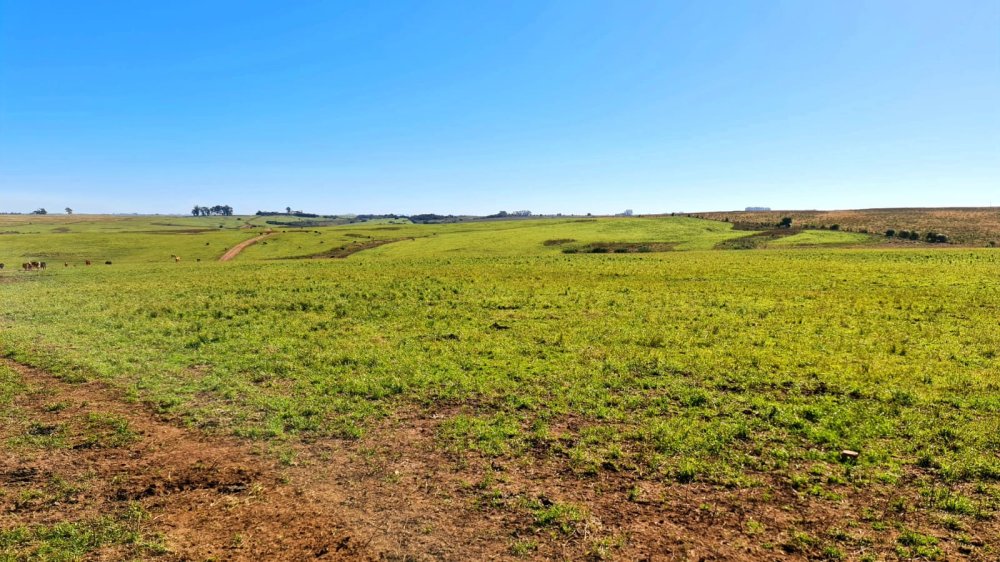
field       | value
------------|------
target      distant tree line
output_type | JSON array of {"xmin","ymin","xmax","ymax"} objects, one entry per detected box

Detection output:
[
  {"xmin": 1, "ymin": 207, "xmax": 73, "ymax": 215},
  {"xmin": 486, "ymin": 210, "xmax": 531, "ymax": 218},
  {"xmin": 354, "ymin": 213, "xmax": 459, "ymax": 224},
  {"xmin": 885, "ymin": 229, "xmax": 948, "ymax": 243},
  {"xmin": 192, "ymin": 205, "xmax": 234, "ymax": 216},
  {"xmin": 256, "ymin": 210, "xmax": 321, "ymax": 218}
]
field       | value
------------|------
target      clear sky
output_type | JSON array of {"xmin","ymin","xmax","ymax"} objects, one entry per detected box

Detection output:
[{"xmin": 1, "ymin": 1, "xmax": 998, "ymax": 215}]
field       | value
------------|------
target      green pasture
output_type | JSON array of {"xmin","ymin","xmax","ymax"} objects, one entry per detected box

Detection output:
[
  {"xmin": 0, "ymin": 215, "xmax": 256, "ymax": 265},
  {"xmin": 1, "ymin": 214, "xmax": 998, "ymax": 556}
]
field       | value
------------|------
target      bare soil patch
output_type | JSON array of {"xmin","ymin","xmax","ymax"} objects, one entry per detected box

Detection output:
[
  {"xmin": 306, "ymin": 238, "xmax": 403, "ymax": 259},
  {"xmin": 563, "ymin": 242, "xmax": 677, "ymax": 254},
  {"xmin": 2, "ymin": 360, "xmax": 995, "ymax": 560}
]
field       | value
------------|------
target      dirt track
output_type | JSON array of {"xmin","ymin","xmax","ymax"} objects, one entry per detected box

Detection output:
[{"xmin": 219, "ymin": 232, "xmax": 273, "ymax": 261}]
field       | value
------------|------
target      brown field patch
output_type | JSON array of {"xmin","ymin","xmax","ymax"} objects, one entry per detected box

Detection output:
[
  {"xmin": 2, "ymin": 359, "xmax": 996, "ymax": 560},
  {"xmin": 692, "ymin": 208, "xmax": 1000, "ymax": 246}
]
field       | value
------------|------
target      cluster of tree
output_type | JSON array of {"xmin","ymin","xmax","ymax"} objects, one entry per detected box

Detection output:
[
  {"xmin": 192, "ymin": 205, "xmax": 234, "ymax": 216},
  {"xmin": 31, "ymin": 208, "xmax": 48, "ymax": 215},
  {"xmin": 486, "ymin": 210, "xmax": 532, "ymax": 218},
  {"xmin": 884, "ymin": 229, "xmax": 948, "ymax": 243}
]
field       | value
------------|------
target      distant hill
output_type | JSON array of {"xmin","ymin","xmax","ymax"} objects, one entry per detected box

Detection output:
[{"xmin": 688, "ymin": 207, "xmax": 1000, "ymax": 246}]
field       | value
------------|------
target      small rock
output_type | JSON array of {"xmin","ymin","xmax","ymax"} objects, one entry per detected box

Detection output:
[{"xmin": 840, "ymin": 449, "xmax": 860, "ymax": 460}]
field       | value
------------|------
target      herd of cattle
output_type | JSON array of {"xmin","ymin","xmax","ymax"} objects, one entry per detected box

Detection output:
[
  {"xmin": 1, "ymin": 257, "xmax": 199, "ymax": 271},
  {"xmin": 1, "ymin": 260, "xmax": 114, "ymax": 271}
]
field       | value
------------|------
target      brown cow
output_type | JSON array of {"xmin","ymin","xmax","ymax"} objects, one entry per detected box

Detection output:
[
  {"xmin": 85, "ymin": 260, "xmax": 91, "ymax": 266},
  {"xmin": 0, "ymin": 263, "xmax": 4, "ymax": 270},
  {"xmin": 39, "ymin": 262, "xmax": 46, "ymax": 269},
  {"xmin": 105, "ymin": 261, "xmax": 112, "ymax": 265},
  {"xmin": 22, "ymin": 263, "xmax": 29, "ymax": 271}
]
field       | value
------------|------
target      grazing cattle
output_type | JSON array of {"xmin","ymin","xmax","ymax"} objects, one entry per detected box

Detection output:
[
  {"xmin": 105, "ymin": 261, "xmax": 112, "ymax": 265},
  {"xmin": 22, "ymin": 263, "xmax": 29, "ymax": 271},
  {"xmin": 64, "ymin": 263, "xmax": 69, "ymax": 267},
  {"xmin": 30, "ymin": 261, "xmax": 40, "ymax": 269},
  {"xmin": 174, "ymin": 256, "xmax": 181, "ymax": 263},
  {"xmin": 39, "ymin": 262, "xmax": 46, "ymax": 269},
  {"xmin": 85, "ymin": 260, "xmax": 91, "ymax": 266},
  {"xmin": 0, "ymin": 263, "xmax": 4, "ymax": 270}
]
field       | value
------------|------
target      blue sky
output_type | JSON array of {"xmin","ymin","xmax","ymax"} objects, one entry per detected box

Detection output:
[{"xmin": 1, "ymin": 1, "xmax": 997, "ymax": 215}]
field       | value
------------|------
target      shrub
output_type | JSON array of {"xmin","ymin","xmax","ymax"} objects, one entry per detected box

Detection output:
[{"xmin": 885, "ymin": 229, "xmax": 895, "ymax": 237}]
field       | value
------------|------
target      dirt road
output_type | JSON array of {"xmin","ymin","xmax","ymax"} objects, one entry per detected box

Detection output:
[{"xmin": 219, "ymin": 232, "xmax": 273, "ymax": 261}]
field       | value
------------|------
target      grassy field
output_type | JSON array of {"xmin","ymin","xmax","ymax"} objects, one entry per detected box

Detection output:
[{"xmin": 1, "ymin": 213, "xmax": 998, "ymax": 560}]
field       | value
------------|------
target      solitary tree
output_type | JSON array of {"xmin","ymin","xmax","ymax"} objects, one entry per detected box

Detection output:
[
  {"xmin": 778, "ymin": 217, "xmax": 793, "ymax": 228},
  {"xmin": 65, "ymin": 207, "xmax": 73, "ymax": 215},
  {"xmin": 286, "ymin": 206, "xmax": 292, "ymax": 214}
]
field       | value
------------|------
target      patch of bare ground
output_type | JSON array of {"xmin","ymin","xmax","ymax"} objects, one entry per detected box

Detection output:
[
  {"xmin": 298, "ymin": 411, "xmax": 999, "ymax": 561},
  {"xmin": 0, "ymin": 359, "xmax": 512, "ymax": 560},
  {"xmin": 2, "ymin": 359, "xmax": 995, "ymax": 560},
  {"xmin": 563, "ymin": 242, "xmax": 677, "ymax": 254},
  {"xmin": 305, "ymin": 238, "xmax": 404, "ymax": 259}
]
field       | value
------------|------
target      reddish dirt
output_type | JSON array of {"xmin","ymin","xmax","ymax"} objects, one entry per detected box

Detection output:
[
  {"xmin": 300, "ymin": 238, "xmax": 403, "ymax": 259},
  {"xmin": 219, "ymin": 233, "xmax": 274, "ymax": 262},
  {"xmin": 2, "ymin": 360, "xmax": 996, "ymax": 560}
]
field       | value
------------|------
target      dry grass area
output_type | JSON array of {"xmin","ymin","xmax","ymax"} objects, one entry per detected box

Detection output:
[{"xmin": 691, "ymin": 208, "xmax": 1000, "ymax": 246}]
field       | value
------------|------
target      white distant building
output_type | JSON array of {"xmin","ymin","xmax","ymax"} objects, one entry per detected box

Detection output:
[{"xmin": 745, "ymin": 206, "xmax": 771, "ymax": 211}]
